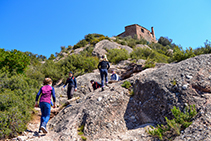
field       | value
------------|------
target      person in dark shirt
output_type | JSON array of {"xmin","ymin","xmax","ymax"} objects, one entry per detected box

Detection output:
[
  {"xmin": 62, "ymin": 71, "xmax": 77, "ymax": 99},
  {"xmin": 98, "ymin": 54, "xmax": 110, "ymax": 91},
  {"xmin": 90, "ymin": 80, "xmax": 102, "ymax": 91}
]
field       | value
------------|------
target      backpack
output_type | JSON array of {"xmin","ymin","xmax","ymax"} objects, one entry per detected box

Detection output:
[{"xmin": 95, "ymin": 82, "xmax": 100, "ymax": 88}]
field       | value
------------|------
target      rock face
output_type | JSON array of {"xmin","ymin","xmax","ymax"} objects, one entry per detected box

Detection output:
[
  {"xmin": 92, "ymin": 40, "xmax": 133, "ymax": 57},
  {"xmin": 15, "ymin": 54, "xmax": 211, "ymax": 141},
  {"xmin": 47, "ymin": 84, "xmax": 147, "ymax": 141},
  {"xmin": 128, "ymin": 54, "xmax": 211, "ymax": 140}
]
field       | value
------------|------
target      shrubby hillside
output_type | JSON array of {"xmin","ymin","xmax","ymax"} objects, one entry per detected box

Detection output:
[{"xmin": 0, "ymin": 33, "xmax": 211, "ymax": 139}]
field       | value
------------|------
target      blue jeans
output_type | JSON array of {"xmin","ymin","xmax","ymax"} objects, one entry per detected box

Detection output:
[
  {"xmin": 100, "ymin": 69, "xmax": 108, "ymax": 86},
  {"xmin": 39, "ymin": 102, "xmax": 51, "ymax": 128}
]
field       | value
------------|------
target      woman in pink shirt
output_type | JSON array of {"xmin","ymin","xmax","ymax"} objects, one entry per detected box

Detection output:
[{"xmin": 35, "ymin": 78, "xmax": 56, "ymax": 133}]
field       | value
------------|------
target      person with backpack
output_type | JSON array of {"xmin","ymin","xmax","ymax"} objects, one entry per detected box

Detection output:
[
  {"xmin": 98, "ymin": 54, "xmax": 110, "ymax": 91},
  {"xmin": 90, "ymin": 80, "xmax": 102, "ymax": 91},
  {"xmin": 62, "ymin": 71, "xmax": 77, "ymax": 99},
  {"xmin": 35, "ymin": 78, "xmax": 56, "ymax": 134}
]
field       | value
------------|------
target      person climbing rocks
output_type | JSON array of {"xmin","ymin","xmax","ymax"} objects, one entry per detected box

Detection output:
[
  {"xmin": 62, "ymin": 71, "xmax": 77, "ymax": 99},
  {"xmin": 90, "ymin": 80, "xmax": 102, "ymax": 91},
  {"xmin": 35, "ymin": 78, "xmax": 56, "ymax": 134},
  {"xmin": 98, "ymin": 54, "xmax": 110, "ymax": 91},
  {"xmin": 110, "ymin": 70, "xmax": 120, "ymax": 82}
]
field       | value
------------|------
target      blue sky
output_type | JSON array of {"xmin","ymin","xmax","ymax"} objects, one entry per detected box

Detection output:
[{"xmin": 0, "ymin": 0, "xmax": 211, "ymax": 58}]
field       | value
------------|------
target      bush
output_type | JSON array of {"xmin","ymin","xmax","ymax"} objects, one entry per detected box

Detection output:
[
  {"xmin": 0, "ymin": 49, "xmax": 30, "ymax": 74},
  {"xmin": 148, "ymin": 51, "xmax": 169, "ymax": 63},
  {"xmin": 121, "ymin": 81, "xmax": 131, "ymax": 89},
  {"xmin": 114, "ymin": 36, "xmax": 148, "ymax": 48},
  {"xmin": 130, "ymin": 48, "xmax": 152, "ymax": 60},
  {"xmin": 170, "ymin": 46, "xmax": 195, "ymax": 62},
  {"xmin": 147, "ymin": 105, "xmax": 197, "ymax": 140},
  {"xmin": 85, "ymin": 33, "xmax": 110, "ymax": 45},
  {"xmin": 194, "ymin": 40, "xmax": 211, "ymax": 55},
  {"xmin": 158, "ymin": 36, "xmax": 172, "ymax": 46},
  {"xmin": 107, "ymin": 49, "xmax": 129, "ymax": 64},
  {"xmin": 143, "ymin": 59, "xmax": 156, "ymax": 70},
  {"xmin": 41, "ymin": 60, "xmax": 62, "ymax": 84},
  {"xmin": 80, "ymin": 46, "xmax": 94, "ymax": 57},
  {"xmin": 59, "ymin": 54, "xmax": 98, "ymax": 79},
  {"xmin": 48, "ymin": 54, "xmax": 56, "ymax": 60},
  {"xmin": 130, "ymin": 48, "xmax": 169, "ymax": 63},
  {"xmin": 0, "ymin": 70, "xmax": 39, "ymax": 139},
  {"xmin": 73, "ymin": 39, "xmax": 88, "ymax": 49},
  {"xmin": 77, "ymin": 124, "xmax": 87, "ymax": 140}
]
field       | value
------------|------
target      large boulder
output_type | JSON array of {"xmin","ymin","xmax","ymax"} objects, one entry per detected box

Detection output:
[
  {"xmin": 125, "ymin": 54, "xmax": 211, "ymax": 140},
  {"xmin": 46, "ymin": 84, "xmax": 144, "ymax": 141},
  {"xmin": 92, "ymin": 40, "xmax": 133, "ymax": 57}
]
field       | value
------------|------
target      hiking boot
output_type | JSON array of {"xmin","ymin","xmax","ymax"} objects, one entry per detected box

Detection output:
[
  {"xmin": 102, "ymin": 87, "xmax": 104, "ymax": 91},
  {"xmin": 105, "ymin": 82, "xmax": 108, "ymax": 86},
  {"xmin": 38, "ymin": 129, "xmax": 43, "ymax": 133},
  {"xmin": 40, "ymin": 126, "xmax": 48, "ymax": 133}
]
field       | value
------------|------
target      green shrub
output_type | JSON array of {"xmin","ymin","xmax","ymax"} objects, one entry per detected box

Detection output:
[
  {"xmin": 121, "ymin": 81, "xmax": 131, "ymax": 89},
  {"xmin": 48, "ymin": 54, "xmax": 56, "ymax": 60},
  {"xmin": 148, "ymin": 51, "xmax": 169, "ymax": 63},
  {"xmin": 120, "ymin": 41, "xmax": 126, "ymax": 45},
  {"xmin": 81, "ymin": 136, "xmax": 87, "ymax": 140},
  {"xmin": 107, "ymin": 49, "xmax": 129, "ymax": 64},
  {"xmin": 80, "ymin": 46, "xmax": 94, "ymax": 57},
  {"xmin": 130, "ymin": 48, "xmax": 169, "ymax": 64},
  {"xmin": 158, "ymin": 36, "xmax": 172, "ymax": 46},
  {"xmin": 85, "ymin": 33, "xmax": 110, "ymax": 45},
  {"xmin": 59, "ymin": 54, "xmax": 98, "ymax": 79},
  {"xmin": 194, "ymin": 40, "xmax": 211, "ymax": 55},
  {"xmin": 73, "ymin": 39, "xmax": 88, "ymax": 49},
  {"xmin": 143, "ymin": 59, "xmax": 156, "ymax": 70},
  {"xmin": 129, "ymin": 89, "xmax": 134, "ymax": 96},
  {"xmin": 0, "ymin": 70, "xmax": 39, "ymax": 139},
  {"xmin": 147, "ymin": 105, "xmax": 197, "ymax": 140},
  {"xmin": 170, "ymin": 46, "xmax": 195, "ymax": 62},
  {"xmin": 60, "ymin": 46, "xmax": 66, "ymax": 52},
  {"xmin": 0, "ymin": 49, "xmax": 30, "ymax": 74},
  {"xmin": 67, "ymin": 45, "xmax": 73, "ymax": 50},
  {"xmin": 130, "ymin": 48, "xmax": 152, "ymax": 60},
  {"xmin": 77, "ymin": 124, "xmax": 87, "ymax": 140},
  {"xmin": 41, "ymin": 60, "xmax": 62, "ymax": 84},
  {"xmin": 127, "ymin": 40, "xmax": 136, "ymax": 48},
  {"xmin": 114, "ymin": 36, "xmax": 148, "ymax": 48},
  {"xmin": 149, "ymin": 43, "xmax": 168, "ymax": 54}
]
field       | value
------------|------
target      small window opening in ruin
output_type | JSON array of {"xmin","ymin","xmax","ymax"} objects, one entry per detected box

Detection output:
[
  {"xmin": 141, "ymin": 28, "xmax": 144, "ymax": 33},
  {"xmin": 148, "ymin": 32, "xmax": 150, "ymax": 35}
]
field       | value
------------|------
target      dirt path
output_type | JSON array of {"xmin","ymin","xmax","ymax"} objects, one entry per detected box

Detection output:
[{"xmin": 9, "ymin": 108, "xmax": 54, "ymax": 141}]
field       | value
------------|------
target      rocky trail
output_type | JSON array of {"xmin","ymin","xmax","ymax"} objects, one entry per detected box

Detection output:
[{"xmin": 8, "ymin": 54, "xmax": 211, "ymax": 141}]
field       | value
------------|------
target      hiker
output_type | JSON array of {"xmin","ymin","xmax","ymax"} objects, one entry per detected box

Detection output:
[
  {"xmin": 110, "ymin": 70, "xmax": 120, "ymax": 82},
  {"xmin": 35, "ymin": 78, "xmax": 56, "ymax": 134},
  {"xmin": 98, "ymin": 54, "xmax": 110, "ymax": 91},
  {"xmin": 90, "ymin": 80, "xmax": 102, "ymax": 91},
  {"xmin": 62, "ymin": 71, "xmax": 77, "ymax": 99}
]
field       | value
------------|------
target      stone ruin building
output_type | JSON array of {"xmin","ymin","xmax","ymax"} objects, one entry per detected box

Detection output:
[{"xmin": 118, "ymin": 24, "xmax": 157, "ymax": 43}]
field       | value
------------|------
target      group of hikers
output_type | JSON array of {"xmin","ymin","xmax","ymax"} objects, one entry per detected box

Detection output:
[{"xmin": 34, "ymin": 54, "xmax": 120, "ymax": 134}]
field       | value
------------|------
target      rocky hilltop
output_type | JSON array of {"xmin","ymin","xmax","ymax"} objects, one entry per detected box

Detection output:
[
  {"xmin": 14, "ymin": 54, "xmax": 211, "ymax": 141},
  {"xmin": 13, "ymin": 36, "xmax": 211, "ymax": 141}
]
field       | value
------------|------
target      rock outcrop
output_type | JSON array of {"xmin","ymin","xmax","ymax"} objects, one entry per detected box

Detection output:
[
  {"xmin": 15, "ymin": 54, "xmax": 211, "ymax": 141},
  {"xmin": 129, "ymin": 54, "xmax": 211, "ymax": 140},
  {"xmin": 92, "ymin": 40, "xmax": 133, "ymax": 57}
]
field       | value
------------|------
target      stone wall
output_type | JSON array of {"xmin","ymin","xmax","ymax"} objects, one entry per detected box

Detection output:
[{"xmin": 118, "ymin": 24, "xmax": 157, "ymax": 43}]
